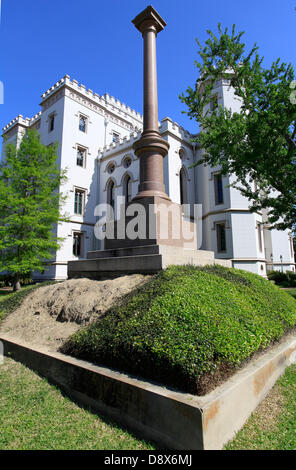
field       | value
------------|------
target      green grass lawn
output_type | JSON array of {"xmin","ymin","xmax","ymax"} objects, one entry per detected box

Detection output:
[
  {"xmin": 226, "ymin": 363, "xmax": 296, "ymax": 450},
  {"xmin": 0, "ymin": 358, "xmax": 155, "ymax": 450}
]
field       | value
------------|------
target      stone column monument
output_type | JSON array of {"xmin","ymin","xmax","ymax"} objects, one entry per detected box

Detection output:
[
  {"xmin": 67, "ymin": 6, "xmax": 220, "ymax": 279},
  {"xmin": 101, "ymin": 5, "xmax": 198, "ymax": 251},
  {"xmin": 132, "ymin": 6, "xmax": 170, "ymax": 201}
]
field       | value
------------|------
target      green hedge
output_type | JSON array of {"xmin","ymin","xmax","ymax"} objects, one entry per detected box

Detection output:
[
  {"xmin": 267, "ymin": 270, "xmax": 296, "ymax": 288},
  {"xmin": 61, "ymin": 265, "xmax": 296, "ymax": 395}
]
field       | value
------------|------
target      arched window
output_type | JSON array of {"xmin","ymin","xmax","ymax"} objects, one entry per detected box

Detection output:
[
  {"xmin": 123, "ymin": 175, "xmax": 132, "ymax": 205},
  {"xmin": 179, "ymin": 167, "xmax": 188, "ymax": 205},
  {"xmin": 107, "ymin": 180, "xmax": 115, "ymax": 211}
]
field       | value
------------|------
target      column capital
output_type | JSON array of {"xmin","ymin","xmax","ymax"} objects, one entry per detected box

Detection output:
[{"xmin": 132, "ymin": 5, "xmax": 167, "ymax": 34}]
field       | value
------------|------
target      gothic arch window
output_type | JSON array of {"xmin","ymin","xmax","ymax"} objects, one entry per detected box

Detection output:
[
  {"xmin": 107, "ymin": 179, "xmax": 115, "ymax": 211},
  {"xmin": 123, "ymin": 174, "xmax": 132, "ymax": 205},
  {"xmin": 179, "ymin": 167, "xmax": 188, "ymax": 205}
]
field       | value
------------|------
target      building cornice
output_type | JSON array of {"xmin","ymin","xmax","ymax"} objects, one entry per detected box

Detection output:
[
  {"xmin": 230, "ymin": 257, "xmax": 268, "ymax": 262},
  {"xmin": 69, "ymin": 219, "xmax": 95, "ymax": 227},
  {"xmin": 202, "ymin": 208, "xmax": 262, "ymax": 220},
  {"xmin": 266, "ymin": 261, "xmax": 296, "ymax": 266}
]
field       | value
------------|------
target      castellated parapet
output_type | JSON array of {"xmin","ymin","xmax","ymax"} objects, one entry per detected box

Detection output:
[
  {"xmin": 98, "ymin": 129, "xmax": 143, "ymax": 158},
  {"xmin": 41, "ymin": 75, "xmax": 143, "ymax": 123},
  {"xmin": 2, "ymin": 111, "xmax": 42, "ymax": 134},
  {"xmin": 3, "ymin": 75, "xmax": 144, "ymax": 136},
  {"xmin": 98, "ymin": 117, "xmax": 196, "ymax": 160},
  {"xmin": 2, "ymin": 77, "xmax": 194, "ymax": 143},
  {"xmin": 159, "ymin": 117, "xmax": 193, "ymax": 142}
]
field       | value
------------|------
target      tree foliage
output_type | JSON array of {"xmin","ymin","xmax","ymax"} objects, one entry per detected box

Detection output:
[
  {"xmin": 180, "ymin": 24, "xmax": 296, "ymax": 233},
  {"xmin": 0, "ymin": 129, "xmax": 67, "ymax": 290}
]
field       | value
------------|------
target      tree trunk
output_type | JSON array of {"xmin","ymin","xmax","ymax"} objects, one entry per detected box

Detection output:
[{"xmin": 13, "ymin": 276, "xmax": 21, "ymax": 292}]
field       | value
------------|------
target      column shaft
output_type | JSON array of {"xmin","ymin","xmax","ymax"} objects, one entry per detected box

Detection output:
[
  {"xmin": 143, "ymin": 26, "xmax": 159, "ymax": 133},
  {"xmin": 132, "ymin": 6, "xmax": 170, "ymax": 201}
]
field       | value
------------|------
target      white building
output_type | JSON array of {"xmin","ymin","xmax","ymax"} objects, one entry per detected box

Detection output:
[{"xmin": 2, "ymin": 75, "xmax": 295, "ymax": 279}]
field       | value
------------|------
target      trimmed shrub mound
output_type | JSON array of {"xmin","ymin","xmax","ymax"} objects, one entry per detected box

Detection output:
[{"xmin": 61, "ymin": 266, "xmax": 296, "ymax": 395}]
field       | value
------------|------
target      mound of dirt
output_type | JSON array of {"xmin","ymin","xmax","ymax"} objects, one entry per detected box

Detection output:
[{"xmin": 0, "ymin": 275, "xmax": 151, "ymax": 352}]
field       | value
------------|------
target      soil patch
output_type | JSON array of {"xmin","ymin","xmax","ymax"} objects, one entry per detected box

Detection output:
[{"xmin": 0, "ymin": 275, "xmax": 151, "ymax": 353}]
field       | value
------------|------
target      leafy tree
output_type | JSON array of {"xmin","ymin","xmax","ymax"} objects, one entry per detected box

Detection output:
[
  {"xmin": 0, "ymin": 129, "xmax": 67, "ymax": 290},
  {"xmin": 180, "ymin": 24, "xmax": 296, "ymax": 233}
]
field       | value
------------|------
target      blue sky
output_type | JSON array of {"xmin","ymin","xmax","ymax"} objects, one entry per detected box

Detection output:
[{"xmin": 0, "ymin": 0, "xmax": 295, "ymax": 155}]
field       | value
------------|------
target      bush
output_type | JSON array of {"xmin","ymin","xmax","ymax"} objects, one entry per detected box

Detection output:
[
  {"xmin": 268, "ymin": 271, "xmax": 296, "ymax": 288},
  {"xmin": 61, "ymin": 265, "xmax": 296, "ymax": 395}
]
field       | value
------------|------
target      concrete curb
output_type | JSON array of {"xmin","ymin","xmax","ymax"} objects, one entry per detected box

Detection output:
[{"xmin": 1, "ymin": 333, "xmax": 296, "ymax": 450}]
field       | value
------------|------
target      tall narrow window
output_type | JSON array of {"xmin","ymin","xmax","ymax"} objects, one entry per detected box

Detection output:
[
  {"xmin": 49, "ymin": 114, "xmax": 55, "ymax": 132},
  {"xmin": 77, "ymin": 147, "xmax": 86, "ymax": 167},
  {"xmin": 214, "ymin": 174, "xmax": 224, "ymax": 205},
  {"xmin": 179, "ymin": 167, "xmax": 187, "ymax": 205},
  {"xmin": 79, "ymin": 116, "xmax": 87, "ymax": 133},
  {"xmin": 216, "ymin": 223, "xmax": 226, "ymax": 252},
  {"xmin": 73, "ymin": 232, "xmax": 84, "ymax": 257},
  {"xmin": 257, "ymin": 222, "xmax": 263, "ymax": 252},
  {"xmin": 74, "ymin": 189, "xmax": 85, "ymax": 215},
  {"xmin": 123, "ymin": 175, "xmax": 132, "ymax": 205},
  {"xmin": 107, "ymin": 180, "xmax": 115, "ymax": 211}
]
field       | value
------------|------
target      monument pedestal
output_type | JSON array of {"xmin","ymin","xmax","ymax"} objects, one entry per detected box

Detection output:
[
  {"xmin": 68, "ymin": 244, "xmax": 217, "ymax": 280},
  {"xmin": 104, "ymin": 196, "xmax": 197, "ymax": 250},
  {"xmin": 67, "ymin": 196, "xmax": 231, "ymax": 278},
  {"xmin": 67, "ymin": 196, "xmax": 232, "ymax": 279}
]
